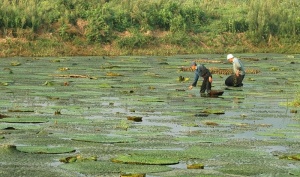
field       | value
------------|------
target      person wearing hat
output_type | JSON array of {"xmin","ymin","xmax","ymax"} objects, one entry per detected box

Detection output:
[
  {"xmin": 189, "ymin": 62, "xmax": 212, "ymax": 95},
  {"xmin": 225, "ymin": 54, "xmax": 245, "ymax": 87}
]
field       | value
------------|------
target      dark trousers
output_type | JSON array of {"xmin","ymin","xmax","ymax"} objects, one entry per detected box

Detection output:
[
  {"xmin": 200, "ymin": 76, "xmax": 211, "ymax": 93},
  {"xmin": 225, "ymin": 74, "xmax": 245, "ymax": 87}
]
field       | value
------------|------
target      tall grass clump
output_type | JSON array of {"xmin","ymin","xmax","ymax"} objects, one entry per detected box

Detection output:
[{"xmin": 246, "ymin": 0, "xmax": 300, "ymax": 44}]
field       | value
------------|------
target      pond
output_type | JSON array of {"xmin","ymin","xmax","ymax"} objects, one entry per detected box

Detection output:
[{"xmin": 0, "ymin": 54, "xmax": 300, "ymax": 177}]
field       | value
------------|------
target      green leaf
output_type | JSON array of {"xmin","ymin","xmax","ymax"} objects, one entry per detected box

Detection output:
[{"xmin": 16, "ymin": 146, "xmax": 76, "ymax": 154}]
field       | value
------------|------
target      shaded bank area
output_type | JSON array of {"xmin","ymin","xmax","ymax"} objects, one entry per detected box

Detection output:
[
  {"xmin": 0, "ymin": 54, "xmax": 300, "ymax": 176},
  {"xmin": 1, "ymin": 33, "xmax": 299, "ymax": 57}
]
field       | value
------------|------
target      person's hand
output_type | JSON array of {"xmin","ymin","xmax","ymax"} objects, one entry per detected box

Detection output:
[
  {"xmin": 209, "ymin": 77, "xmax": 212, "ymax": 83},
  {"xmin": 235, "ymin": 70, "xmax": 239, "ymax": 76},
  {"xmin": 189, "ymin": 85, "xmax": 193, "ymax": 90}
]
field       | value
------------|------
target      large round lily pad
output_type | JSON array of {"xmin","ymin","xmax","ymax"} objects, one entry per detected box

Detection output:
[
  {"xmin": 16, "ymin": 146, "xmax": 76, "ymax": 154},
  {"xmin": 0, "ymin": 117, "xmax": 48, "ymax": 123},
  {"xmin": 175, "ymin": 136, "xmax": 227, "ymax": 143},
  {"xmin": 61, "ymin": 161, "xmax": 172, "ymax": 174},
  {"xmin": 71, "ymin": 134, "xmax": 137, "ymax": 143},
  {"xmin": 201, "ymin": 109, "xmax": 225, "ymax": 115},
  {"xmin": 112, "ymin": 150, "xmax": 180, "ymax": 165}
]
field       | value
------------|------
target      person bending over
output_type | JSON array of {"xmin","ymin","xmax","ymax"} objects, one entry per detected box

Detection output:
[{"xmin": 189, "ymin": 62, "xmax": 212, "ymax": 94}]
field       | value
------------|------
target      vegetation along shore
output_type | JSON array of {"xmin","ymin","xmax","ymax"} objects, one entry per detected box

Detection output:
[{"xmin": 0, "ymin": 0, "xmax": 299, "ymax": 57}]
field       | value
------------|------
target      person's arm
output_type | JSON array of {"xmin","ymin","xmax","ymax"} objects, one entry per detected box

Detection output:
[
  {"xmin": 234, "ymin": 59, "xmax": 242, "ymax": 76},
  {"xmin": 208, "ymin": 72, "xmax": 212, "ymax": 83},
  {"xmin": 189, "ymin": 70, "xmax": 200, "ymax": 90},
  {"xmin": 209, "ymin": 76, "xmax": 212, "ymax": 83}
]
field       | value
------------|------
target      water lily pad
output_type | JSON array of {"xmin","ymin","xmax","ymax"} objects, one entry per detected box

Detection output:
[
  {"xmin": 61, "ymin": 161, "xmax": 172, "ymax": 174},
  {"xmin": 16, "ymin": 146, "xmax": 76, "ymax": 154},
  {"xmin": 175, "ymin": 136, "xmax": 226, "ymax": 143},
  {"xmin": 99, "ymin": 83, "xmax": 112, "ymax": 88},
  {"xmin": 256, "ymin": 131, "xmax": 286, "ymax": 138},
  {"xmin": 8, "ymin": 85, "xmax": 55, "ymax": 91},
  {"xmin": 279, "ymin": 154, "xmax": 300, "ymax": 161},
  {"xmin": 184, "ymin": 146, "xmax": 222, "ymax": 159},
  {"xmin": 11, "ymin": 61, "xmax": 21, "ymax": 66},
  {"xmin": 0, "ymin": 117, "xmax": 48, "ymax": 123},
  {"xmin": 220, "ymin": 163, "xmax": 286, "ymax": 176},
  {"xmin": 8, "ymin": 109, "xmax": 34, "ymax": 112},
  {"xmin": 187, "ymin": 163, "xmax": 204, "ymax": 169},
  {"xmin": 219, "ymin": 95, "xmax": 245, "ymax": 99},
  {"xmin": 106, "ymin": 72, "xmax": 123, "ymax": 76},
  {"xmin": 71, "ymin": 134, "xmax": 137, "ymax": 143},
  {"xmin": 60, "ymin": 155, "xmax": 97, "ymax": 163},
  {"xmin": 201, "ymin": 109, "xmax": 225, "ymax": 114},
  {"xmin": 120, "ymin": 173, "xmax": 146, "ymax": 177},
  {"xmin": 0, "ymin": 123, "xmax": 41, "ymax": 130},
  {"xmin": 138, "ymin": 97, "xmax": 164, "ymax": 102},
  {"xmin": 112, "ymin": 150, "xmax": 180, "ymax": 165}
]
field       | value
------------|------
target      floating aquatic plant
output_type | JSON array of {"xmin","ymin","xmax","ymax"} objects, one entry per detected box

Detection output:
[
  {"xmin": 187, "ymin": 163, "xmax": 204, "ymax": 169},
  {"xmin": 43, "ymin": 81, "xmax": 55, "ymax": 86},
  {"xmin": 71, "ymin": 134, "xmax": 137, "ymax": 144},
  {"xmin": 58, "ymin": 67, "xmax": 70, "ymax": 71},
  {"xmin": 256, "ymin": 131, "xmax": 286, "ymax": 138},
  {"xmin": 106, "ymin": 72, "xmax": 123, "ymax": 76},
  {"xmin": 16, "ymin": 146, "xmax": 76, "ymax": 154},
  {"xmin": 120, "ymin": 173, "xmax": 146, "ymax": 177},
  {"xmin": 8, "ymin": 109, "xmax": 34, "ymax": 112},
  {"xmin": 201, "ymin": 109, "xmax": 225, "ymax": 115},
  {"xmin": 60, "ymin": 161, "xmax": 172, "ymax": 174},
  {"xmin": 0, "ymin": 123, "xmax": 41, "ymax": 130},
  {"xmin": 279, "ymin": 154, "xmax": 300, "ymax": 161},
  {"xmin": 138, "ymin": 97, "xmax": 164, "ymax": 102},
  {"xmin": 175, "ymin": 136, "xmax": 226, "ymax": 143},
  {"xmin": 60, "ymin": 155, "xmax": 97, "ymax": 163},
  {"xmin": 99, "ymin": 83, "xmax": 112, "ymax": 88},
  {"xmin": 0, "ymin": 117, "xmax": 48, "ymax": 123},
  {"xmin": 11, "ymin": 62, "xmax": 21, "ymax": 66},
  {"xmin": 111, "ymin": 150, "xmax": 180, "ymax": 165}
]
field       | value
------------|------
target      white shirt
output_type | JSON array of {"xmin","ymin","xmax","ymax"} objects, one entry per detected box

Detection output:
[{"xmin": 233, "ymin": 58, "xmax": 245, "ymax": 75}]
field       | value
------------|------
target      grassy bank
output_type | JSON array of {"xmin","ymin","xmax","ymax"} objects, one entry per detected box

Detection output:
[{"xmin": 0, "ymin": 0, "xmax": 299, "ymax": 57}]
